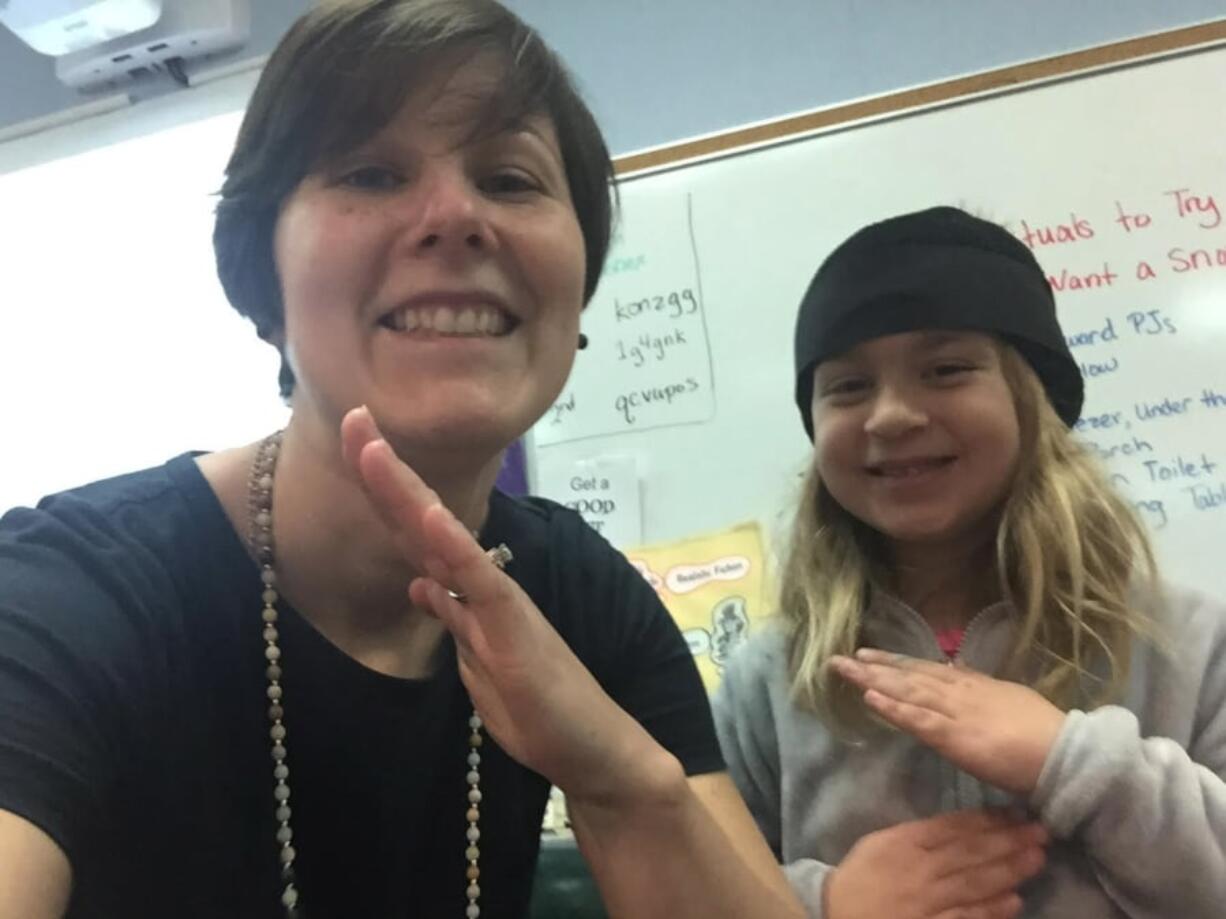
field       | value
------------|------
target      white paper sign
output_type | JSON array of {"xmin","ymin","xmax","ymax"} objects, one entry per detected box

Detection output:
[
  {"xmin": 536, "ymin": 455, "xmax": 642, "ymax": 547},
  {"xmin": 533, "ymin": 190, "xmax": 716, "ymax": 446}
]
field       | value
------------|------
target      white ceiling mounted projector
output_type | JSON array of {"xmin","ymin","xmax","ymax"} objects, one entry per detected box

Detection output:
[
  {"xmin": 0, "ymin": 1, "xmax": 165, "ymax": 56},
  {"xmin": 0, "ymin": 0, "xmax": 250, "ymax": 91}
]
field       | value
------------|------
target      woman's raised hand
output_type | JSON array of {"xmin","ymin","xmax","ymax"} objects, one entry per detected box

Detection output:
[{"xmin": 340, "ymin": 406, "xmax": 679, "ymax": 806}]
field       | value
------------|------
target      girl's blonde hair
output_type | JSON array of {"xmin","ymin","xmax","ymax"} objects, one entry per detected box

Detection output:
[{"xmin": 780, "ymin": 342, "xmax": 1159, "ymax": 732}]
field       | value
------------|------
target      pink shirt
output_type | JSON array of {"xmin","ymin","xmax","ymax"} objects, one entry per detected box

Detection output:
[{"xmin": 934, "ymin": 627, "xmax": 966, "ymax": 659}]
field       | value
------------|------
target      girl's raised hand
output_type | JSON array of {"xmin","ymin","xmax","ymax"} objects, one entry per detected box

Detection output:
[{"xmin": 831, "ymin": 650, "xmax": 1066, "ymax": 795}]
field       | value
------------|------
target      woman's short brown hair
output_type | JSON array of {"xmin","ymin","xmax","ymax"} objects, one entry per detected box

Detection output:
[{"xmin": 213, "ymin": 0, "xmax": 615, "ymax": 398}]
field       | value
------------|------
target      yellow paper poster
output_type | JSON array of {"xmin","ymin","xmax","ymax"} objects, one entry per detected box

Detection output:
[{"xmin": 624, "ymin": 522, "xmax": 769, "ymax": 692}]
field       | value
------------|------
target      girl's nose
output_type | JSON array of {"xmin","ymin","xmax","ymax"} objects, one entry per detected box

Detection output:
[{"xmin": 863, "ymin": 384, "xmax": 928, "ymax": 439}]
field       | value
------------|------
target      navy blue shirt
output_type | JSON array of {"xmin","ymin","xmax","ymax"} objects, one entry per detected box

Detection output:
[{"xmin": 0, "ymin": 454, "xmax": 722, "ymax": 918}]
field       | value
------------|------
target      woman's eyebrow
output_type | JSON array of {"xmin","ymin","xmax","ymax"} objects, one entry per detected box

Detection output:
[{"xmin": 500, "ymin": 122, "xmax": 563, "ymax": 162}]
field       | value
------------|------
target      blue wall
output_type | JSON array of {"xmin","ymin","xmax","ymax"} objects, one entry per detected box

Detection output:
[
  {"xmin": 1, "ymin": 0, "xmax": 1225, "ymax": 153},
  {"xmin": 509, "ymin": 0, "xmax": 1226, "ymax": 153}
]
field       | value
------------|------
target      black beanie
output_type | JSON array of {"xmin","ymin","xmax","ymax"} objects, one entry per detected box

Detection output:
[{"xmin": 794, "ymin": 206, "xmax": 1083, "ymax": 439}]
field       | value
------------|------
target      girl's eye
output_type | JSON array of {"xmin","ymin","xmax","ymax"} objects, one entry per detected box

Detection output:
[
  {"xmin": 930, "ymin": 363, "xmax": 975, "ymax": 380},
  {"xmin": 479, "ymin": 171, "xmax": 542, "ymax": 196},
  {"xmin": 338, "ymin": 166, "xmax": 403, "ymax": 191}
]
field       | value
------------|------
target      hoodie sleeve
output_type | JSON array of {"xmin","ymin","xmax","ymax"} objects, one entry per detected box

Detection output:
[
  {"xmin": 712, "ymin": 631, "xmax": 835, "ymax": 918},
  {"xmin": 1031, "ymin": 589, "xmax": 1226, "ymax": 919}
]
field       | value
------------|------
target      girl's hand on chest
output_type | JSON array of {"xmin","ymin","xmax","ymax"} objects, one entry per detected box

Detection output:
[{"xmin": 831, "ymin": 649, "xmax": 1066, "ymax": 796}]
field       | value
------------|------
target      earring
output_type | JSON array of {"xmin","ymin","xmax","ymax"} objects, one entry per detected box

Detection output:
[{"xmin": 578, "ymin": 333, "xmax": 589, "ymax": 350}]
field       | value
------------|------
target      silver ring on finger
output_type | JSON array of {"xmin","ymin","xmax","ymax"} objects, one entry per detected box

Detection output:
[{"xmin": 445, "ymin": 543, "xmax": 514, "ymax": 605}]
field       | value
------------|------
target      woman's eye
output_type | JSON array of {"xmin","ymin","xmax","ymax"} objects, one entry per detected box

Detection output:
[
  {"xmin": 480, "ymin": 171, "xmax": 542, "ymax": 195},
  {"xmin": 338, "ymin": 166, "xmax": 403, "ymax": 191}
]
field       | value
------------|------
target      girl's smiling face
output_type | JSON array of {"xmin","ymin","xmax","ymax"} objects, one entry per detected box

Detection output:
[{"xmin": 810, "ymin": 330, "xmax": 1022, "ymax": 556}]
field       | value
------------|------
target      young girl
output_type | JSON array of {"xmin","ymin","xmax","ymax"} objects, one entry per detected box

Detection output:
[{"xmin": 713, "ymin": 206, "xmax": 1226, "ymax": 919}]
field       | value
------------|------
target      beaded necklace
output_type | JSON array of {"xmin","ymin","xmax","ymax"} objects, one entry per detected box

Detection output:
[{"xmin": 246, "ymin": 431, "xmax": 506, "ymax": 917}]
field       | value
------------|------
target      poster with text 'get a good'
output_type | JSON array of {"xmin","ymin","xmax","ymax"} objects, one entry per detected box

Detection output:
[{"xmin": 624, "ymin": 522, "xmax": 769, "ymax": 693}]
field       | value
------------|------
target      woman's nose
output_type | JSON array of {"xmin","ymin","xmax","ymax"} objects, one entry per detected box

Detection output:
[{"xmin": 403, "ymin": 169, "xmax": 496, "ymax": 257}]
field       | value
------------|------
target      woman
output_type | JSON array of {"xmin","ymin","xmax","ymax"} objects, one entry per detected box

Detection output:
[{"xmin": 0, "ymin": 2, "xmax": 801, "ymax": 917}]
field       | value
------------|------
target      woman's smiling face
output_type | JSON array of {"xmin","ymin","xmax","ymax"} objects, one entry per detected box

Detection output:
[{"xmin": 273, "ymin": 54, "xmax": 586, "ymax": 453}]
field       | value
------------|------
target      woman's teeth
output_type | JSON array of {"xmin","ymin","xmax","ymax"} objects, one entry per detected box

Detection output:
[{"xmin": 383, "ymin": 305, "xmax": 510, "ymax": 336}]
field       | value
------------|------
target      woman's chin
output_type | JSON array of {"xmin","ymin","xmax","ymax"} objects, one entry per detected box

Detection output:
[{"xmin": 376, "ymin": 409, "xmax": 527, "ymax": 455}]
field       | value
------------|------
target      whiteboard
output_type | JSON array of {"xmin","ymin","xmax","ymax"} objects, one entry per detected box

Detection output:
[
  {"xmin": 0, "ymin": 71, "xmax": 287, "ymax": 514},
  {"xmin": 531, "ymin": 43, "xmax": 1226, "ymax": 599}
]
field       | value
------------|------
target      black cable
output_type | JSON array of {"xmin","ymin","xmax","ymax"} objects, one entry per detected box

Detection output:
[{"xmin": 165, "ymin": 57, "xmax": 189, "ymax": 88}]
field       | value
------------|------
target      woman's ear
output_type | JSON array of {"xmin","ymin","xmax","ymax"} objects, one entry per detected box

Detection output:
[{"xmin": 258, "ymin": 323, "xmax": 295, "ymax": 402}]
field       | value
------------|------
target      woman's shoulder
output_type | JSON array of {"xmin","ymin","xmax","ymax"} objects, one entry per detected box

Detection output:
[
  {"xmin": 488, "ymin": 489, "xmax": 595, "ymax": 541},
  {"xmin": 6, "ymin": 452, "xmax": 216, "ymax": 536},
  {"xmin": 0, "ymin": 453, "xmax": 240, "ymax": 612},
  {"xmin": 486, "ymin": 489, "xmax": 639, "ymax": 584}
]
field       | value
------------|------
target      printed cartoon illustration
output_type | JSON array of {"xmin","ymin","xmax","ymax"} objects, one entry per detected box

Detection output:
[
  {"xmin": 710, "ymin": 596, "xmax": 750, "ymax": 667},
  {"xmin": 682, "ymin": 595, "xmax": 750, "ymax": 674},
  {"xmin": 626, "ymin": 522, "xmax": 766, "ymax": 692}
]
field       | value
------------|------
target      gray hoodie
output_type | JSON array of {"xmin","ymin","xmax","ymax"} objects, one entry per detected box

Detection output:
[{"xmin": 712, "ymin": 585, "xmax": 1226, "ymax": 918}]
